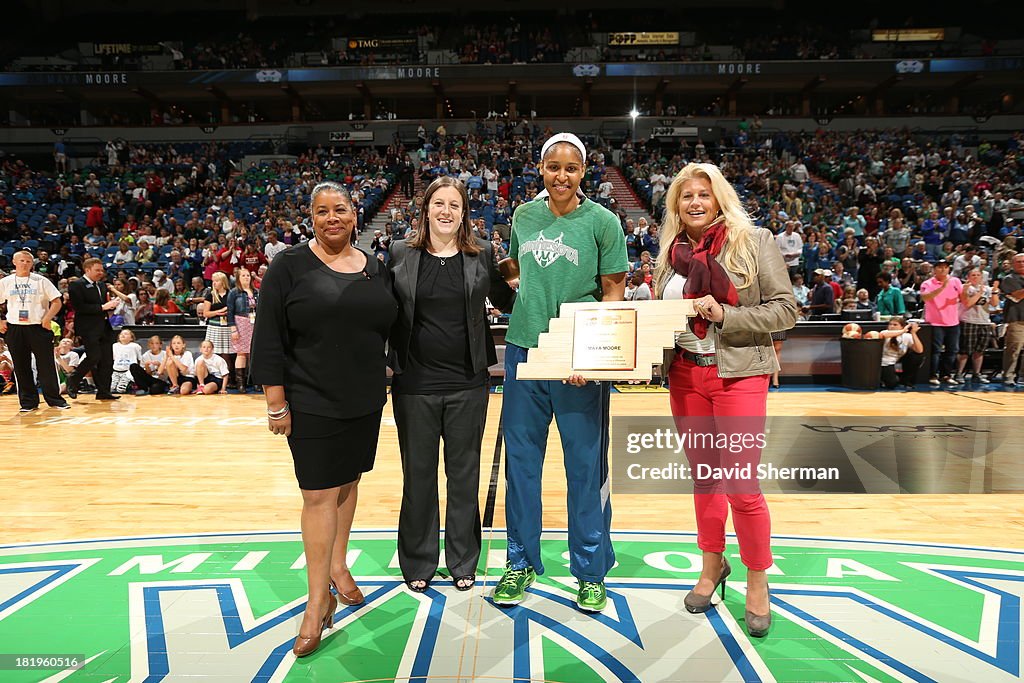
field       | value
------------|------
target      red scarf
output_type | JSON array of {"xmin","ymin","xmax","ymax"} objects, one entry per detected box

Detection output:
[{"xmin": 668, "ymin": 218, "xmax": 739, "ymax": 339}]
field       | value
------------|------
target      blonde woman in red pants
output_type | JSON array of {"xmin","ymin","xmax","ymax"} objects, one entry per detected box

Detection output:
[{"xmin": 656, "ymin": 162, "xmax": 797, "ymax": 638}]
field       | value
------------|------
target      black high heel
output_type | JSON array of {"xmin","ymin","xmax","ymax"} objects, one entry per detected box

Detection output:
[
  {"xmin": 684, "ymin": 557, "xmax": 731, "ymax": 614},
  {"xmin": 406, "ymin": 578, "xmax": 430, "ymax": 593},
  {"xmin": 453, "ymin": 575, "xmax": 476, "ymax": 591}
]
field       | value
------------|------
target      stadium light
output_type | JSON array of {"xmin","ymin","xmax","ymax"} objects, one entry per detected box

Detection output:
[{"xmin": 629, "ymin": 108, "xmax": 639, "ymax": 120}]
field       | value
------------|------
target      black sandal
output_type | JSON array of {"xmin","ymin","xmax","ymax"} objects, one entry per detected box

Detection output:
[
  {"xmin": 453, "ymin": 575, "xmax": 476, "ymax": 591},
  {"xmin": 407, "ymin": 579, "xmax": 430, "ymax": 593}
]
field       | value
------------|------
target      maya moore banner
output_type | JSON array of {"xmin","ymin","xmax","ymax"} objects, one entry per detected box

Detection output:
[{"xmin": 611, "ymin": 416, "xmax": 1024, "ymax": 495}]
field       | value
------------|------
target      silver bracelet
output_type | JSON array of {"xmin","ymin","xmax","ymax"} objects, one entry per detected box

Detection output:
[
  {"xmin": 267, "ymin": 401, "xmax": 290, "ymax": 418},
  {"xmin": 268, "ymin": 409, "xmax": 290, "ymax": 421}
]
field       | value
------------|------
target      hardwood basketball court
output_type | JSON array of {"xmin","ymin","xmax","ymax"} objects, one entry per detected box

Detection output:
[
  {"xmin": 4, "ymin": 389, "xmax": 1022, "ymax": 544},
  {"xmin": 2, "ymin": 387, "xmax": 1022, "ymax": 682}
]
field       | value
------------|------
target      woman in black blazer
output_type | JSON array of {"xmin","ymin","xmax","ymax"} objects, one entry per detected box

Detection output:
[{"xmin": 388, "ymin": 176, "xmax": 515, "ymax": 593}]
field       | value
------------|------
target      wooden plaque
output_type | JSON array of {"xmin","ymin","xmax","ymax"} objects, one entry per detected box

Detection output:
[{"xmin": 515, "ymin": 299, "xmax": 696, "ymax": 381}]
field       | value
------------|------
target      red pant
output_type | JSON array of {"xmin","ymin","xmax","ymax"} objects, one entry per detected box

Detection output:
[{"xmin": 669, "ymin": 357, "xmax": 773, "ymax": 571}]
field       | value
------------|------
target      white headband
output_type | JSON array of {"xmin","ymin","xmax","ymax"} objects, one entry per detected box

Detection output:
[{"xmin": 540, "ymin": 133, "xmax": 587, "ymax": 163}]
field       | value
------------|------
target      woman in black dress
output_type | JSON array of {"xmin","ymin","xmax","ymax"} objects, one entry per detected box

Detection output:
[
  {"xmin": 251, "ymin": 181, "xmax": 397, "ymax": 658},
  {"xmin": 388, "ymin": 176, "xmax": 514, "ymax": 593}
]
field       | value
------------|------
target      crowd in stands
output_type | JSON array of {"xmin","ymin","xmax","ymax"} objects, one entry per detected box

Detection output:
[
  {"xmin": 5, "ymin": 8, "xmax": 1018, "ymax": 74},
  {"xmin": 3, "ymin": 121, "xmax": 1024, "ymax": 393},
  {"xmin": 453, "ymin": 22, "xmax": 565, "ymax": 65},
  {"xmin": 621, "ymin": 126, "xmax": 1024, "ymax": 385}
]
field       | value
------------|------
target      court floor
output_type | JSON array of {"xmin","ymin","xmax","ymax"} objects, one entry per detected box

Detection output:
[{"xmin": 1, "ymin": 388, "xmax": 1022, "ymax": 682}]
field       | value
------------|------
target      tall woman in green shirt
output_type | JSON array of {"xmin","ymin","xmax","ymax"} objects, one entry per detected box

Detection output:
[{"xmin": 491, "ymin": 133, "xmax": 628, "ymax": 614}]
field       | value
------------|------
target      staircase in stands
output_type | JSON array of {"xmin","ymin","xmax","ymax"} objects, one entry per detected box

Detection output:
[
  {"xmin": 604, "ymin": 166, "xmax": 654, "ymax": 226},
  {"xmin": 358, "ymin": 175, "xmax": 423, "ymax": 249},
  {"xmin": 360, "ymin": 167, "xmax": 652, "ymax": 249}
]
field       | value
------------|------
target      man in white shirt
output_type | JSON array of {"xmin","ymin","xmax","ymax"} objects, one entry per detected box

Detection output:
[
  {"xmin": 0, "ymin": 251, "xmax": 70, "ymax": 411},
  {"xmin": 951, "ymin": 245, "xmax": 981, "ymax": 280},
  {"xmin": 789, "ymin": 161, "xmax": 809, "ymax": 184},
  {"xmin": 152, "ymin": 270, "xmax": 175, "ymax": 294},
  {"xmin": 649, "ymin": 169, "xmax": 668, "ymax": 209},
  {"xmin": 264, "ymin": 230, "xmax": 288, "ymax": 263},
  {"xmin": 597, "ymin": 178, "xmax": 614, "ymax": 208},
  {"xmin": 483, "ymin": 166, "xmax": 498, "ymax": 195},
  {"xmin": 775, "ymin": 220, "xmax": 804, "ymax": 277}
]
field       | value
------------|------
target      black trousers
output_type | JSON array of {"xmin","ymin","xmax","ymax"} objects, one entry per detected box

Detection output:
[
  {"xmin": 69, "ymin": 327, "xmax": 114, "ymax": 397},
  {"xmin": 393, "ymin": 385, "xmax": 489, "ymax": 581},
  {"xmin": 6, "ymin": 324, "xmax": 64, "ymax": 409},
  {"xmin": 881, "ymin": 351, "xmax": 925, "ymax": 389},
  {"xmin": 129, "ymin": 364, "xmax": 170, "ymax": 394}
]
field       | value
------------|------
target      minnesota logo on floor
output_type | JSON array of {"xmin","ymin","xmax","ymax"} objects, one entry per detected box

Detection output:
[{"xmin": 0, "ymin": 530, "xmax": 1020, "ymax": 682}]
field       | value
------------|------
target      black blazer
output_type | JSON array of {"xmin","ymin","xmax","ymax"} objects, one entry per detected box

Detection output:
[
  {"xmin": 387, "ymin": 237, "xmax": 515, "ymax": 376},
  {"xmin": 68, "ymin": 277, "xmax": 114, "ymax": 341}
]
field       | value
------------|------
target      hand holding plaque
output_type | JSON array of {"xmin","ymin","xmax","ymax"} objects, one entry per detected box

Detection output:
[{"xmin": 515, "ymin": 299, "xmax": 696, "ymax": 381}]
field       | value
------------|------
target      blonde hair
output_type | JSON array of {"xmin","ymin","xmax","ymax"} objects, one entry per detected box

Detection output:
[
  {"xmin": 655, "ymin": 163, "xmax": 760, "ymax": 295},
  {"xmin": 211, "ymin": 272, "xmax": 229, "ymax": 303},
  {"xmin": 170, "ymin": 335, "xmax": 187, "ymax": 356}
]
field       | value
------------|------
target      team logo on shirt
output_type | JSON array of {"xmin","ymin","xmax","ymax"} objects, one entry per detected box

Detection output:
[{"xmin": 520, "ymin": 231, "xmax": 580, "ymax": 269}]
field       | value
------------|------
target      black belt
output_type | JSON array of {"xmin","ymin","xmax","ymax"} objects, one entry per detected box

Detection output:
[{"xmin": 678, "ymin": 348, "xmax": 718, "ymax": 367}]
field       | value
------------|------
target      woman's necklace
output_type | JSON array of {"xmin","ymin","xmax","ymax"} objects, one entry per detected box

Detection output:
[{"xmin": 431, "ymin": 240, "xmax": 458, "ymax": 266}]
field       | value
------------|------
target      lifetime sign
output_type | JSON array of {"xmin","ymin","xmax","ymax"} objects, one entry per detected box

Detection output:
[
  {"xmin": 609, "ymin": 32, "xmax": 680, "ymax": 46},
  {"xmin": 93, "ymin": 43, "xmax": 165, "ymax": 56}
]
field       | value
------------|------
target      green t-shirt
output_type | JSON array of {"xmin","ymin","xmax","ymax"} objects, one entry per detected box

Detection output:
[{"xmin": 506, "ymin": 198, "xmax": 629, "ymax": 349}]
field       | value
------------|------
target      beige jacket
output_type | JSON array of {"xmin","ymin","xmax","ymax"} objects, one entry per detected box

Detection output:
[{"xmin": 665, "ymin": 227, "xmax": 799, "ymax": 378}]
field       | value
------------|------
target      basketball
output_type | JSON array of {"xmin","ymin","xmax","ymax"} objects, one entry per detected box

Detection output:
[
  {"xmin": 841, "ymin": 322, "xmax": 863, "ymax": 339},
  {"xmin": 864, "ymin": 330, "xmax": 881, "ymax": 339}
]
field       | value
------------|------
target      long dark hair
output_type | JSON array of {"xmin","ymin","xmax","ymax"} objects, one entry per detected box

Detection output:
[{"xmin": 406, "ymin": 176, "xmax": 481, "ymax": 255}]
